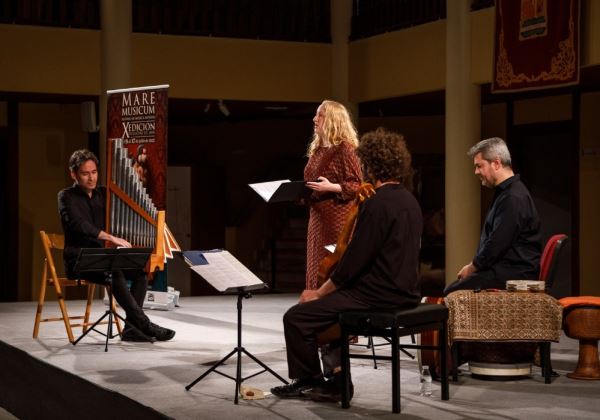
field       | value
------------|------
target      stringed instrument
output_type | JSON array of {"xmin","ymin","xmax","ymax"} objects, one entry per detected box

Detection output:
[
  {"xmin": 419, "ymin": 296, "xmax": 453, "ymax": 379},
  {"xmin": 314, "ymin": 183, "xmax": 376, "ymax": 345},
  {"xmin": 316, "ymin": 183, "xmax": 377, "ymax": 287}
]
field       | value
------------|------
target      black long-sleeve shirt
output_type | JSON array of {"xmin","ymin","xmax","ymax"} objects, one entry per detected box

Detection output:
[
  {"xmin": 331, "ymin": 184, "xmax": 422, "ymax": 307},
  {"xmin": 473, "ymin": 174, "xmax": 541, "ymax": 280},
  {"xmin": 57, "ymin": 184, "xmax": 106, "ymax": 278}
]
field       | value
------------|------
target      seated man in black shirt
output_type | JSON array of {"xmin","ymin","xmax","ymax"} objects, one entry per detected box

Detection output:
[
  {"xmin": 271, "ymin": 128, "xmax": 422, "ymax": 402},
  {"xmin": 58, "ymin": 149, "xmax": 175, "ymax": 342},
  {"xmin": 444, "ymin": 137, "xmax": 542, "ymax": 295}
]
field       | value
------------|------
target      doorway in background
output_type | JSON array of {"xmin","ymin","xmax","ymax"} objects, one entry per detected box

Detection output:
[{"xmin": 509, "ymin": 120, "xmax": 577, "ymax": 296}]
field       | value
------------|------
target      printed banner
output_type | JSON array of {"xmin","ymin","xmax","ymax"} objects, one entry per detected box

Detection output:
[
  {"xmin": 492, "ymin": 0, "xmax": 579, "ymax": 93},
  {"xmin": 106, "ymin": 85, "xmax": 169, "ymax": 210}
]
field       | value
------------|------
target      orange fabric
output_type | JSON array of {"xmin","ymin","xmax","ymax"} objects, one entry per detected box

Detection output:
[{"xmin": 559, "ymin": 296, "xmax": 600, "ymax": 308}]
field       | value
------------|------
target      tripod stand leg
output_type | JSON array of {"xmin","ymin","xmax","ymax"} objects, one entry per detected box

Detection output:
[
  {"xmin": 384, "ymin": 336, "xmax": 415, "ymax": 359},
  {"xmin": 112, "ymin": 312, "xmax": 155, "ymax": 342},
  {"xmin": 186, "ymin": 347, "xmax": 238, "ymax": 391},
  {"xmin": 187, "ymin": 291, "xmax": 287, "ymax": 403},
  {"xmin": 109, "ymin": 293, "xmax": 123, "ymax": 335},
  {"xmin": 72, "ymin": 305, "xmax": 146, "ymax": 351},
  {"xmin": 368, "ymin": 336, "xmax": 378, "ymax": 369},
  {"xmin": 241, "ymin": 348, "xmax": 288, "ymax": 384},
  {"xmin": 73, "ymin": 311, "xmax": 111, "ymax": 345},
  {"xmin": 105, "ymin": 311, "xmax": 112, "ymax": 352},
  {"xmin": 235, "ymin": 348, "xmax": 242, "ymax": 404},
  {"xmin": 400, "ymin": 347, "xmax": 415, "ymax": 359}
]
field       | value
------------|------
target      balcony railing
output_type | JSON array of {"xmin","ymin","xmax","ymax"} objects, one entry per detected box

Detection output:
[
  {"xmin": 132, "ymin": 0, "xmax": 331, "ymax": 43},
  {"xmin": 0, "ymin": 0, "xmax": 495, "ymax": 41},
  {"xmin": 0, "ymin": 0, "xmax": 99, "ymax": 29},
  {"xmin": 0, "ymin": 0, "xmax": 331, "ymax": 43},
  {"xmin": 351, "ymin": 0, "xmax": 495, "ymax": 41}
]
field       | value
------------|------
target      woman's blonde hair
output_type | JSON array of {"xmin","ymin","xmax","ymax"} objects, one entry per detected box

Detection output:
[{"xmin": 307, "ymin": 100, "xmax": 359, "ymax": 156}]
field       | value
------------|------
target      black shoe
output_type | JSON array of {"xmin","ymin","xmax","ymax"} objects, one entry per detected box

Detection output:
[
  {"xmin": 146, "ymin": 322, "xmax": 176, "ymax": 341},
  {"xmin": 271, "ymin": 377, "xmax": 325, "ymax": 399},
  {"xmin": 121, "ymin": 326, "xmax": 156, "ymax": 342},
  {"xmin": 306, "ymin": 374, "xmax": 354, "ymax": 403}
]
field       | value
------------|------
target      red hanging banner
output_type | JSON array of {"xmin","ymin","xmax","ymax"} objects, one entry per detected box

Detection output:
[
  {"xmin": 492, "ymin": 0, "xmax": 580, "ymax": 93},
  {"xmin": 106, "ymin": 85, "xmax": 169, "ymax": 210}
]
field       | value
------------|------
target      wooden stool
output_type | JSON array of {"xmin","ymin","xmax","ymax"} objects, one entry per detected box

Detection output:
[
  {"xmin": 560, "ymin": 297, "xmax": 600, "ymax": 380},
  {"xmin": 339, "ymin": 303, "xmax": 449, "ymax": 413}
]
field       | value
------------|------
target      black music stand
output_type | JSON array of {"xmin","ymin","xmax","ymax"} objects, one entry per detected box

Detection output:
[
  {"xmin": 72, "ymin": 247, "xmax": 153, "ymax": 352},
  {"xmin": 185, "ymin": 283, "xmax": 288, "ymax": 404}
]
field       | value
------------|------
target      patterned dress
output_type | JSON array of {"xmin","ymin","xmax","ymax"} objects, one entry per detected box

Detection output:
[{"xmin": 304, "ymin": 142, "xmax": 362, "ymax": 290}]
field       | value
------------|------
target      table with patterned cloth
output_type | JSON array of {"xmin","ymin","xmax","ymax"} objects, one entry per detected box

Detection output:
[{"xmin": 445, "ymin": 290, "xmax": 563, "ymax": 344}]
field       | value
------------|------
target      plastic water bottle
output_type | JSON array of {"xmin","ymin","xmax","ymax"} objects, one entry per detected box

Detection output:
[{"xmin": 420, "ymin": 366, "xmax": 433, "ymax": 396}]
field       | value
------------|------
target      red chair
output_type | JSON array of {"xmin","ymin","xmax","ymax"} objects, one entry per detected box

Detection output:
[{"xmin": 539, "ymin": 234, "xmax": 569, "ymax": 297}]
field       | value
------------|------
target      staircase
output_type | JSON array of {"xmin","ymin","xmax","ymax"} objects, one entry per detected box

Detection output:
[{"xmin": 258, "ymin": 206, "xmax": 308, "ymax": 292}]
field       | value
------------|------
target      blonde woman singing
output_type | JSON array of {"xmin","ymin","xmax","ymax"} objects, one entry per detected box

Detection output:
[{"xmin": 304, "ymin": 100, "xmax": 362, "ymax": 290}]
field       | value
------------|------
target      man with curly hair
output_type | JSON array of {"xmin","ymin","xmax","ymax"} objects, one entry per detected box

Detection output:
[{"xmin": 272, "ymin": 127, "xmax": 422, "ymax": 403}]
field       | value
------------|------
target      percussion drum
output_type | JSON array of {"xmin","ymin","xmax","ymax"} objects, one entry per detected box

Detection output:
[
  {"xmin": 562, "ymin": 306, "xmax": 600, "ymax": 380},
  {"xmin": 463, "ymin": 341, "xmax": 537, "ymax": 380}
]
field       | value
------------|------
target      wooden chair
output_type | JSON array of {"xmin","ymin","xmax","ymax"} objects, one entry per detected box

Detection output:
[{"xmin": 33, "ymin": 231, "xmax": 121, "ymax": 343}]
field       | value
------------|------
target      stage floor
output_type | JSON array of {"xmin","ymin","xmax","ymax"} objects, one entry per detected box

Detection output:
[{"xmin": 1, "ymin": 294, "xmax": 599, "ymax": 419}]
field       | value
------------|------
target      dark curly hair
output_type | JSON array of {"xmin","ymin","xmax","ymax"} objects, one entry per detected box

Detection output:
[
  {"xmin": 68, "ymin": 149, "xmax": 99, "ymax": 173},
  {"xmin": 356, "ymin": 127, "xmax": 413, "ymax": 188}
]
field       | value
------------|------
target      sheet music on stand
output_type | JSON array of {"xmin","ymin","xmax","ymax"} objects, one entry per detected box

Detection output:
[
  {"xmin": 183, "ymin": 249, "xmax": 285, "ymax": 402},
  {"xmin": 183, "ymin": 250, "xmax": 266, "ymax": 293},
  {"xmin": 248, "ymin": 179, "xmax": 310, "ymax": 203}
]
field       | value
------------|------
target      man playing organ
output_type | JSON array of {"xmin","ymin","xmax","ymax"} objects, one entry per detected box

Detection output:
[
  {"xmin": 271, "ymin": 128, "xmax": 422, "ymax": 403},
  {"xmin": 58, "ymin": 149, "xmax": 175, "ymax": 342}
]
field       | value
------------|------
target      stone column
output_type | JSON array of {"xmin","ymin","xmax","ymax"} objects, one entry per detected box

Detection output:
[
  {"xmin": 445, "ymin": 0, "xmax": 481, "ymax": 285},
  {"xmin": 99, "ymin": 0, "xmax": 132, "ymax": 176},
  {"xmin": 330, "ymin": 0, "xmax": 357, "ymax": 120}
]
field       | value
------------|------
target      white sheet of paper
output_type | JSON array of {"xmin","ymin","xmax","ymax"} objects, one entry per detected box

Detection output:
[
  {"xmin": 165, "ymin": 224, "xmax": 181, "ymax": 252},
  {"xmin": 163, "ymin": 226, "xmax": 173, "ymax": 261},
  {"xmin": 248, "ymin": 179, "xmax": 291, "ymax": 202},
  {"xmin": 324, "ymin": 244, "xmax": 336, "ymax": 253},
  {"xmin": 190, "ymin": 250, "xmax": 263, "ymax": 292}
]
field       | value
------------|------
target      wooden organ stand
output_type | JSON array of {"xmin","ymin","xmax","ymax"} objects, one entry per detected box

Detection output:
[{"xmin": 105, "ymin": 138, "xmax": 179, "ymax": 275}]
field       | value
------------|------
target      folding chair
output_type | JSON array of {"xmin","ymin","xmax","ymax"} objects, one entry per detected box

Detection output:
[{"xmin": 33, "ymin": 231, "xmax": 121, "ymax": 343}]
